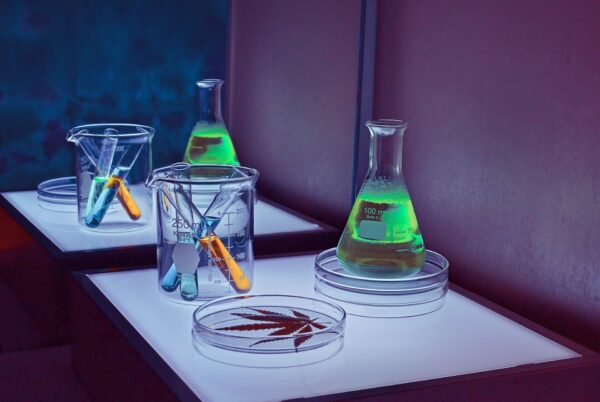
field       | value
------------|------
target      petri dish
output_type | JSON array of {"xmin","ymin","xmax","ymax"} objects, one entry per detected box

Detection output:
[
  {"xmin": 315, "ymin": 248, "xmax": 449, "ymax": 318},
  {"xmin": 37, "ymin": 177, "xmax": 78, "ymax": 213},
  {"xmin": 192, "ymin": 294, "xmax": 346, "ymax": 367}
]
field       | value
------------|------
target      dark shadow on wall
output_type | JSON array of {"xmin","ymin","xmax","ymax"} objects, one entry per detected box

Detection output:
[{"xmin": 0, "ymin": 0, "xmax": 228, "ymax": 191}]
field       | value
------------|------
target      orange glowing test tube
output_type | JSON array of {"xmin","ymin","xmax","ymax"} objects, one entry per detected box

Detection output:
[
  {"xmin": 114, "ymin": 178, "xmax": 142, "ymax": 220},
  {"xmin": 200, "ymin": 235, "xmax": 251, "ymax": 292}
]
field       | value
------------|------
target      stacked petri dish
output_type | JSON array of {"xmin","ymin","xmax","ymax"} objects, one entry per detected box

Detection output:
[
  {"xmin": 314, "ymin": 248, "xmax": 449, "ymax": 318},
  {"xmin": 37, "ymin": 177, "xmax": 78, "ymax": 213}
]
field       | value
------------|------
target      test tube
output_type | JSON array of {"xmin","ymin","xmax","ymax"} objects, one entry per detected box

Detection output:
[
  {"xmin": 111, "ymin": 144, "xmax": 146, "ymax": 221},
  {"xmin": 115, "ymin": 180, "xmax": 141, "ymax": 220},
  {"xmin": 200, "ymin": 235, "xmax": 252, "ymax": 292},
  {"xmin": 84, "ymin": 176, "xmax": 108, "ymax": 217},
  {"xmin": 159, "ymin": 186, "xmax": 180, "ymax": 291},
  {"xmin": 160, "ymin": 183, "xmax": 252, "ymax": 293},
  {"xmin": 85, "ymin": 176, "xmax": 121, "ymax": 227},
  {"xmin": 201, "ymin": 188, "xmax": 252, "ymax": 291},
  {"xmin": 84, "ymin": 136, "xmax": 117, "ymax": 219},
  {"xmin": 180, "ymin": 272, "xmax": 198, "ymax": 301},
  {"xmin": 160, "ymin": 258, "xmax": 180, "ymax": 291},
  {"xmin": 169, "ymin": 164, "xmax": 199, "ymax": 298}
]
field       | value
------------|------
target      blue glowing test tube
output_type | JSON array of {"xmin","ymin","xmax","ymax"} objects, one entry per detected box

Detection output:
[
  {"xmin": 84, "ymin": 176, "xmax": 121, "ymax": 227},
  {"xmin": 84, "ymin": 136, "xmax": 117, "ymax": 225}
]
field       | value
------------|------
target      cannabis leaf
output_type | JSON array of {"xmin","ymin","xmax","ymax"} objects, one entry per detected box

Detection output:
[{"xmin": 215, "ymin": 308, "xmax": 329, "ymax": 351}]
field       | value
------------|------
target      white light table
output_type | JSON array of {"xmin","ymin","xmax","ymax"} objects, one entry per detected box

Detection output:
[
  {"xmin": 1, "ymin": 191, "xmax": 335, "ymax": 257},
  {"xmin": 71, "ymin": 254, "xmax": 600, "ymax": 402}
]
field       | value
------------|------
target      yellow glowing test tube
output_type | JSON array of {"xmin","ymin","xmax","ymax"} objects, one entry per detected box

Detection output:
[{"xmin": 200, "ymin": 235, "xmax": 251, "ymax": 292}]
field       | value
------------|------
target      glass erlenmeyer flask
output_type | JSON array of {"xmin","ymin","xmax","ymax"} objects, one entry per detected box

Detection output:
[
  {"xmin": 337, "ymin": 119, "xmax": 425, "ymax": 278},
  {"xmin": 184, "ymin": 79, "xmax": 240, "ymax": 165}
]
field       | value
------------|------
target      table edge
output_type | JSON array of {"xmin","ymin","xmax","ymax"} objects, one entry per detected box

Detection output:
[{"xmin": 1, "ymin": 192, "xmax": 339, "ymax": 260}]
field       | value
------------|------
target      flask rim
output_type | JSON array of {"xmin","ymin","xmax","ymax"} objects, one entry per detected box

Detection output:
[
  {"xmin": 196, "ymin": 79, "xmax": 224, "ymax": 88},
  {"xmin": 366, "ymin": 119, "xmax": 408, "ymax": 129}
]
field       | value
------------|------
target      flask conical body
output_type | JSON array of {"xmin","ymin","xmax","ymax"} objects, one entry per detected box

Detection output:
[
  {"xmin": 184, "ymin": 122, "xmax": 239, "ymax": 165},
  {"xmin": 183, "ymin": 79, "xmax": 240, "ymax": 165},
  {"xmin": 336, "ymin": 120, "xmax": 425, "ymax": 277}
]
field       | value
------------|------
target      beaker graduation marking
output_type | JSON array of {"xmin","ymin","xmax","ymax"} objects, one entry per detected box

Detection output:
[{"xmin": 200, "ymin": 235, "xmax": 251, "ymax": 291}]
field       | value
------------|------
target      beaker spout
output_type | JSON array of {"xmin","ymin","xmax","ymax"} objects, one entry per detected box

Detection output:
[
  {"xmin": 66, "ymin": 128, "xmax": 87, "ymax": 143},
  {"xmin": 145, "ymin": 173, "xmax": 166, "ymax": 190}
]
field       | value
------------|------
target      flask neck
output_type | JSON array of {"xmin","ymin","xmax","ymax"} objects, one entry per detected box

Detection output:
[
  {"xmin": 366, "ymin": 120, "xmax": 407, "ymax": 179},
  {"xmin": 197, "ymin": 79, "xmax": 223, "ymax": 124}
]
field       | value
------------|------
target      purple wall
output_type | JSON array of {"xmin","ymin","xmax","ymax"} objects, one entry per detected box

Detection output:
[
  {"xmin": 374, "ymin": 0, "xmax": 600, "ymax": 350},
  {"xmin": 227, "ymin": 0, "xmax": 362, "ymax": 226}
]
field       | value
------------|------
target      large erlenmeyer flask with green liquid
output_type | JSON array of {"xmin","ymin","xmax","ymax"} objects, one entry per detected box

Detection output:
[
  {"xmin": 337, "ymin": 119, "xmax": 425, "ymax": 278},
  {"xmin": 184, "ymin": 79, "xmax": 240, "ymax": 165}
]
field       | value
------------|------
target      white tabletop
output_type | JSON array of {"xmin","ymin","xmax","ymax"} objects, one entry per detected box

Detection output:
[
  {"xmin": 2, "ymin": 191, "xmax": 321, "ymax": 253},
  {"xmin": 89, "ymin": 254, "xmax": 578, "ymax": 402}
]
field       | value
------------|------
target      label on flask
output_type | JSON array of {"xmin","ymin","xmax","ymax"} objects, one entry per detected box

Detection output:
[{"xmin": 358, "ymin": 220, "xmax": 386, "ymax": 240}]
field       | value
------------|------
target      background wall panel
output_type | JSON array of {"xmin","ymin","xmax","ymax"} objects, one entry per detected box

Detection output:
[
  {"xmin": 0, "ymin": 0, "xmax": 228, "ymax": 191},
  {"xmin": 227, "ymin": 0, "xmax": 363, "ymax": 227},
  {"xmin": 373, "ymin": 0, "xmax": 600, "ymax": 351}
]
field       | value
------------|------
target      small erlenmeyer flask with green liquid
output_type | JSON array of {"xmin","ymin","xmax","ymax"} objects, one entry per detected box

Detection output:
[
  {"xmin": 337, "ymin": 119, "xmax": 425, "ymax": 278},
  {"xmin": 184, "ymin": 79, "xmax": 240, "ymax": 165}
]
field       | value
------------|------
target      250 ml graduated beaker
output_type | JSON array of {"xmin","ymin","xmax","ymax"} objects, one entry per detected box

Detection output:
[
  {"xmin": 147, "ymin": 163, "xmax": 259, "ymax": 302},
  {"xmin": 67, "ymin": 124, "xmax": 154, "ymax": 232}
]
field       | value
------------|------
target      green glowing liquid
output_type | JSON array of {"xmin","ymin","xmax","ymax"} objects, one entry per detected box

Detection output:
[
  {"xmin": 184, "ymin": 124, "xmax": 240, "ymax": 165},
  {"xmin": 337, "ymin": 179, "xmax": 425, "ymax": 277}
]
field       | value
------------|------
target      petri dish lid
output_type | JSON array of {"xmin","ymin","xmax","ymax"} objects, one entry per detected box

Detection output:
[
  {"xmin": 37, "ymin": 177, "xmax": 78, "ymax": 212},
  {"xmin": 192, "ymin": 294, "xmax": 346, "ymax": 367},
  {"xmin": 314, "ymin": 248, "xmax": 449, "ymax": 318}
]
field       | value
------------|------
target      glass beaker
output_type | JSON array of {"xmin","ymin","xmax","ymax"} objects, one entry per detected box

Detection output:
[
  {"xmin": 147, "ymin": 163, "xmax": 258, "ymax": 302},
  {"xmin": 67, "ymin": 123, "xmax": 154, "ymax": 232},
  {"xmin": 183, "ymin": 79, "xmax": 240, "ymax": 165},
  {"xmin": 337, "ymin": 119, "xmax": 426, "ymax": 278}
]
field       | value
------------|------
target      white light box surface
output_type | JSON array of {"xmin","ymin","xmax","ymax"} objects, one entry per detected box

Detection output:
[
  {"xmin": 89, "ymin": 254, "xmax": 578, "ymax": 402},
  {"xmin": 2, "ymin": 191, "xmax": 321, "ymax": 253}
]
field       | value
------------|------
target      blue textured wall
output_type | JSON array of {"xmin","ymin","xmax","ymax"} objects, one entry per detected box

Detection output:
[{"xmin": 0, "ymin": 0, "xmax": 228, "ymax": 191}]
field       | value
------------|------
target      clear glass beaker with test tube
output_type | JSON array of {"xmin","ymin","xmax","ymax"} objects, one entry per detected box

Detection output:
[
  {"xmin": 147, "ymin": 163, "xmax": 259, "ymax": 302},
  {"xmin": 67, "ymin": 124, "xmax": 154, "ymax": 232}
]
